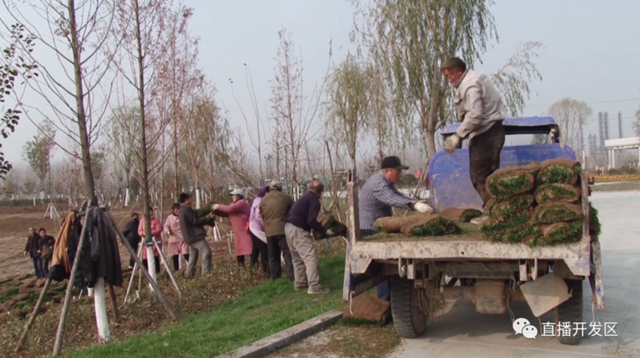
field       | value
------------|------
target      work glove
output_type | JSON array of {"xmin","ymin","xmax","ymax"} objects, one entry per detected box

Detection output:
[
  {"xmin": 211, "ymin": 204, "xmax": 219, "ymax": 211},
  {"xmin": 444, "ymin": 135, "xmax": 461, "ymax": 154},
  {"xmin": 413, "ymin": 200, "xmax": 434, "ymax": 214},
  {"xmin": 325, "ymin": 228, "xmax": 336, "ymax": 237}
]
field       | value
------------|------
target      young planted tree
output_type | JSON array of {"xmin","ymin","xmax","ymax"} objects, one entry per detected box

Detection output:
[
  {"xmin": 183, "ymin": 90, "xmax": 221, "ymax": 205},
  {"xmin": 0, "ymin": 23, "xmax": 38, "ymax": 180},
  {"xmin": 114, "ymin": 0, "xmax": 174, "ymax": 278},
  {"xmin": 351, "ymin": 0, "xmax": 543, "ymax": 157},
  {"xmin": 325, "ymin": 54, "xmax": 372, "ymax": 176},
  {"xmin": 3, "ymin": 0, "xmax": 123, "ymax": 347}
]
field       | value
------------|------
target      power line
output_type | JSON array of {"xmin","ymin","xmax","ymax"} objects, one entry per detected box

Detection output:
[{"xmin": 526, "ymin": 98, "xmax": 640, "ymax": 108}]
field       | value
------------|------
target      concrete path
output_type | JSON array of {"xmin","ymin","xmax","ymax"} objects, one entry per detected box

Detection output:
[{"xmin": 386, "ymin": 191, "xmax": 640, "ymax": 358}]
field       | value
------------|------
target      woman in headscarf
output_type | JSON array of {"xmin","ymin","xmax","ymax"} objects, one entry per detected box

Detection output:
[
  {"xmin": 248, "ymin": 186, "xmax": 269, "ymax": 276},
  {"xmin": 137, "ymin": 207, "xmax": 163, "ymax": 274},
  {"xmin": 164, "ymin": 203, "xmax": 189, "ymax": 270},
  {"xmin": 213, "ymin": 189, "xmax": 252, "ymax": 266}
]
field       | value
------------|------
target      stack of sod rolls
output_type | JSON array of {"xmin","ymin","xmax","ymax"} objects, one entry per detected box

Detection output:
[{"xmin": 481, "ymin": 158, "xmax": 595, "ymax": 247}]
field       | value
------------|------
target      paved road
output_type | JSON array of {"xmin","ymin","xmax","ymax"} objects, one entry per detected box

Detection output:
[{"xmin": 386, "ymin": 190, "xmax": 640, "ymax": 358}]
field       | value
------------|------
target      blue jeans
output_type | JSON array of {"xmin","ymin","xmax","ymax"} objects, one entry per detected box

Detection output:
[{"xmin": 360, "ymin": 229, "xmax": 390, "ymax": 301}]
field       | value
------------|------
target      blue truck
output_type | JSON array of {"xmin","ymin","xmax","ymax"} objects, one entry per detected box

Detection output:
[{"xmin": 342, "ymin": 116, "xmax": 605, "ymax": 346}]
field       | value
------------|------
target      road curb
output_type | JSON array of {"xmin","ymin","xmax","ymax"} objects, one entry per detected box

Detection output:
[{"xmin": 216, "ymin": 309, "xmax": 344, "ymax": 358}]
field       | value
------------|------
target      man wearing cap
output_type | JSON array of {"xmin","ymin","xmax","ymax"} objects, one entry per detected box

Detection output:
[
  {"xmin": 358, "ymin": 156, "xmax": 434, "ymax": 301},
  {"xmin": 259, "ymin": 181, "xmax": 295, "ymax": 281},
  {"xmin": 178, "ymin": 192, "xmax": 216, "ymax": 278},
  {"xmin": 441, "ymin": 57, "xmax": 505, "ymax": 225}
]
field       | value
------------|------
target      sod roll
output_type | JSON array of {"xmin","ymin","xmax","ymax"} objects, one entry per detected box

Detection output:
[
  {"xmin": 312, "ymin": 214, "xmax": 347, "ymax": 240},
  {"xmin": 400, "ymin": 214, "xmax": 459, "ymax": 236},
  {"xmin": 480, "ymin": 210, "xmax": 533, "ymax": 234},
  {"xmin": 534, "ymin": 183, "xmax": 581, "ymax": 204},
  {"xmin": 374, "ymin": 216, "xmax": 422, "ymax": 233},
  {"xmin": 486, "ymin": 194, "xmax": 534, "ymax": 220},
  {"xmin": 534, "ymin": 202, "xmax": 583, "ymax": 224},
  {"xmin": 486, "ymin": 164, "xmax": 538, "ymax": 198},
  {"xmin": 538, "ymin": 219, "xmax": 583, "ymax": 246},
  {"xmin": 439, "ymin": 207, "xmax": 483, "ymax": 223},
  {"xmin": 537, "ymin": 158, "xmax": 581, "ymax": 185}
]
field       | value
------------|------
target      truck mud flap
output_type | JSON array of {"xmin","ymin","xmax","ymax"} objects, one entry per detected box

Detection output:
[{"xmin": 520, "ymin": 273, "xmax": 572, "ymax": 317}]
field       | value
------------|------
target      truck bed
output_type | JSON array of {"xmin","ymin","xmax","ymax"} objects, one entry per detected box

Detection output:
[{"xmin": 350, "ymin": 223, "xmax": 592, "ymax": 277}]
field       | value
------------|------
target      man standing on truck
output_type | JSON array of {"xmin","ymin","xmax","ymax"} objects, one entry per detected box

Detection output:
[
  {"xmin": 441, "ymin": 57, "xmax": 505, "ymax": 225},
  {"xmin": 359, "ymin": 156, "xmax": 434, "ymax": 301}
]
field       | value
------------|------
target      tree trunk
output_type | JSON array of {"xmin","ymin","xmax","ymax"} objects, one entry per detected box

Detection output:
[
  {"xmin": 133, "ymin": 0, "xmax": 154, "ymax": 247},
  {"xmin": 68, "ymin": 0, "xmax": 97, "ymax": 205}
]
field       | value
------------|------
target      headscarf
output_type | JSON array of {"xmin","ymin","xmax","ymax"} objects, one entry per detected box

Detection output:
[{"xmin": 256, "ymin": 186, "xmax": 269, "ymax": 198}]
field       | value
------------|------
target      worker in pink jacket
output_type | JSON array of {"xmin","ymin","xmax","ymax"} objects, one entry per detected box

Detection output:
[
  {"xmin": 164, "ymin": 203, "xmax": 189, "ymax": 270},
  {"xmin": 138, "ymin": 207, "xmax": 163, "ymax": 274},
  {"xmin": 213, "ymin": 189, "xmax": 252, "ymax": 266}
]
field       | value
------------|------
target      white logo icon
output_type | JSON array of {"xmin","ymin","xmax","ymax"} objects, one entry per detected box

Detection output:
[
  {"xmin": 513, "ymin": 318, "xmax": 530, "ymax": 334},
  {"xmin": 513, "ymin": 317, "xmax": 538, "ymax": 339},
  {"xmin": 522, "ymin": 325, "xmax": 538, "ymax": 339}
]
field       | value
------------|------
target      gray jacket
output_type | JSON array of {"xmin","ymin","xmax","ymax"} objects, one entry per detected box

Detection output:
[{"xmin": 454, "ymin": 69, "xmax": 504, "ymax": 140}]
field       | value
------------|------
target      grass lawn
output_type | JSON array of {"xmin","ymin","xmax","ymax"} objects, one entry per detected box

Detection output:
[
  {"xmin": 591, "ymin": 180, "xmax": 640, "ymax": 192},
  {"xmin": 64, "ymin": 253, "xmax": 346, "ymax": 358}
]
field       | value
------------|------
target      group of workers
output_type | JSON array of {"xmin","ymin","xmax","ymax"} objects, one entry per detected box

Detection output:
[{"xmin": 121, "ymin": 180, "xmax": 339, "ymax": 294}]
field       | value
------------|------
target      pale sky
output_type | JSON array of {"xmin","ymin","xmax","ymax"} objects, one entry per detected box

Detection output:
[{"xmin": 2, "ymin": 0, "xmax": 639, "ymax": 166}]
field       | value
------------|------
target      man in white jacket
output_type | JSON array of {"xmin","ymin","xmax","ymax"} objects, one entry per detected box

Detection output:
[{"xmin": 441, "ymin": 57, "xmax": 505, "ymax": 225}]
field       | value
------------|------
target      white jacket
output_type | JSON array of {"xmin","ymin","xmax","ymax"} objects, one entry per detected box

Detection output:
[{"xmin": 454, "ymin": 69, "xmax": 504, "ymax": 140}]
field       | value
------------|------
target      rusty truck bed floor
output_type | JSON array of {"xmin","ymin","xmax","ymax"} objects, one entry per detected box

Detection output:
[{"xmin": 362, "ymin": 223, "xmax": 489, "ymax": 242}]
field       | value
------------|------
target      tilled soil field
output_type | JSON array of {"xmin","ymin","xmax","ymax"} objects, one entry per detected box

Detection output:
[{"xmin": 0, "ymin": 202, "xmax": 265, "ymax": 358}]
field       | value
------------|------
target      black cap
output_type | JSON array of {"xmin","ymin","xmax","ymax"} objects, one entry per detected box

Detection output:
[{"xmin": 381, "ymin": 156, "xmax": 409, "ymax": 171}]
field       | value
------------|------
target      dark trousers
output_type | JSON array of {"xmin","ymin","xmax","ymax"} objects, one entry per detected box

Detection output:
[
  {"xmin": 43, "ymin": 258, "xmax": 51, "ymax": 276},
  {"xmin": 142, "ymin": 257, "xmax": 161, "ymax": 274},
  {"xmin": 32, "ymin": 257, "xmax": 45, "ymax": 278},
  {"xmin": 128, "ymin": 239, "xmax": 140, "ymax": 268},
  {"xmin": 359, "ymin": 229, "xmax": 389, "ymax": 301},
  {"xmin": 171, "ymin": 254, "xmax": 189, "ymax": 270},
  {"xmin": 237, "ymin": 256, "xmax": 245, "ymax": 266},
  {"xmin": 469, "ymin": 121, "xmax": 506, "ymax": 207},
  {"xmin": 267, "ymin": 234, "xmax": 294, "ymax": 281},
  {"xmin": 250, "ymin": 231, "xmax": 269, "ymax": 275}
]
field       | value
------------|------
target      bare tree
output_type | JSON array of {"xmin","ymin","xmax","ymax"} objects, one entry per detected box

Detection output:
[
  {"xmin": 547, "ymin": 98, "xmax": 593, "ymax": 156},
  {"xmin": 22, "ymin": 118, "xmax": 56, "ymax": 192},
  {"xmin": 269, "ymin": 28, "xmax": 326, "ymax": 198},
  {"xmin": 113, "ymin": 0, "xmax": 179, "ymax": 244}
]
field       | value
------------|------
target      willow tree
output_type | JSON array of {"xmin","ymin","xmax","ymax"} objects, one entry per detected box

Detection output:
[
  {"xmin": 352, "ymin": 0, "xmax": 542, "ymax": 157},
  {"xmin": 325, "ymin": 54, "xmax": 372, "ymax": 176}
]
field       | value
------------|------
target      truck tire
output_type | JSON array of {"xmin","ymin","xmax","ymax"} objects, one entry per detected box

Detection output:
[
  {"xmin": 390, "ymin": 276, "xmax": 428, "ymax": 338},
  {"xmin": 557, "ymin": 279, "xmax": 584, "ymax": 346}
]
